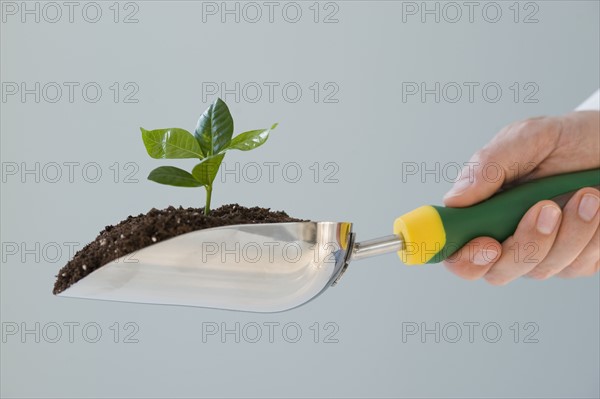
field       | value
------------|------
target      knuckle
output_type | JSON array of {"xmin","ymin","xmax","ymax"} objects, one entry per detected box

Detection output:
[
  {"xmin": 592, "ymin": 260, "xmax": 600, "ymax": 275},
  {"xmin": 567, "ymin": 257, "xmax": 588, "ymax": 273},
  {"xmin": 517, "ymin": 118, "xmax": 542, "ymax": 133},
  {"xmin": 582, "ymin": 260, "xmax": 600, "ymax": 277},
  {"xmin": 444, "ymin": 262, "xmax": 480, "ymax": 281},
  {"xmin": 556, "ymin": 269, "xmax": 574, "ymax": 279},
  {"xmin": 462, "ymin": 273, "xmax": 482, "ymax": 281},
  {"xmin": 527, "ymin": 269, "xmax": 554, "ymax": 280},
  {"xmin": 558, "ymin": 260, "xmax": 599, "ymax": 278},
  {"xmin": 484, "ymin": 273, "xmax": 508, "ymax": 286}
]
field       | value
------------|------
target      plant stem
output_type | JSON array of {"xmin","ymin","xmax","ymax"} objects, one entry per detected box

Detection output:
[{"xmin": 204, "ymin": 185, "xmax": 212, "ymax": 215}]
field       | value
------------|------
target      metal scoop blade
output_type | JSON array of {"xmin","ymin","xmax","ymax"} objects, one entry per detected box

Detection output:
[{"xmin": 58, "ymin": 221, "xmax": 400, "ymax": 312}]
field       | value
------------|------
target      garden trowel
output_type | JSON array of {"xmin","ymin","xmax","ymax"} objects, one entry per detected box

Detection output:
[{"xmin": 58, "ymin": 169, "xmax": 600, "ymax": 312}]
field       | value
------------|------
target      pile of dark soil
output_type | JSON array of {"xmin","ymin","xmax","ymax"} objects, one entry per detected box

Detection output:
[{"xmin": 53, "ymin": 204, "xmax": 304, "ymax": 295}]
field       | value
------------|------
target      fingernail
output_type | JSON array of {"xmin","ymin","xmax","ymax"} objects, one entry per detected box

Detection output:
[
  {"xmin": 578, "ymin": 194, "xmax": 600, "ymax": 222},
  {"xmin": 444, "ymin": 178, "xmax": 472, "ymax": 200},
  {"xmin": 472, "ymin": 249, "xmax": 498, "ymax": 266},
  {"xmin": 536, "ymin": 205, "xmax": 561, "ymax": 235}
]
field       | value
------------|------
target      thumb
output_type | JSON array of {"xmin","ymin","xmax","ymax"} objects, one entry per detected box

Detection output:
[{"xmin": 443, "ymin": 118, "xmax": 559, "ymax": 208}]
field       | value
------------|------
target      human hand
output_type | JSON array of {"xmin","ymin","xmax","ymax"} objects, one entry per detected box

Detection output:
[{"xmin": 443, "ymin": 111, "xmax": 600, "ymax": 284}]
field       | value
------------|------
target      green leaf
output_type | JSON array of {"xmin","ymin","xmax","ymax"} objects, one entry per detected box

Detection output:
[
  {"xmin": 227, "ymin": 123, "xmax": 278, "ymax": 151},
  {"xmin": 194, "ymin": 98, "xmax": 234, "ymax": 156},
  {"xmin": 191, "ymin": 154, "xmax": 226, "ymax": 186},
  {"xmin": 147, "ymin": 166, "xmax": 204, "ymax": 187},
  {"xmin": 141, "ymin": 127, "xmax": 204, "ymax": 159}
]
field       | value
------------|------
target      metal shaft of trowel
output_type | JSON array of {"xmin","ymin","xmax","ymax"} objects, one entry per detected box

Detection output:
[{"xmin": 351, "ymin": 235, "xmax": 404, "ymax": 261}]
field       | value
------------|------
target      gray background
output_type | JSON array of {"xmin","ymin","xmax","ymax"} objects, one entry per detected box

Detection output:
[{"xmin": 1, "ymin": 1, "xmax": 599, "ymax": 398}]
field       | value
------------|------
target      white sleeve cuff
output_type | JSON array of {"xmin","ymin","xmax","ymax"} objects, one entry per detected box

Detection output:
[{"xmin": 576, "ymin": 89, "xmax": 600, "ymax": 111}]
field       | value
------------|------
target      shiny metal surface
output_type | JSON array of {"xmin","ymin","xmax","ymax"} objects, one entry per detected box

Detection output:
[
  {"xmin": 351, "ymin": 235, "xmax": 404, "ymax": 261},
  {"xmin": 59, "ymin": 222, "xmax": 353, "ymax": 312}
]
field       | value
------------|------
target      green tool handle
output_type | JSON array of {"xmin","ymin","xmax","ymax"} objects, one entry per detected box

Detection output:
[{"xmin": 393, "ymin": 169, "xmax": 600, "ymax": 265}]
